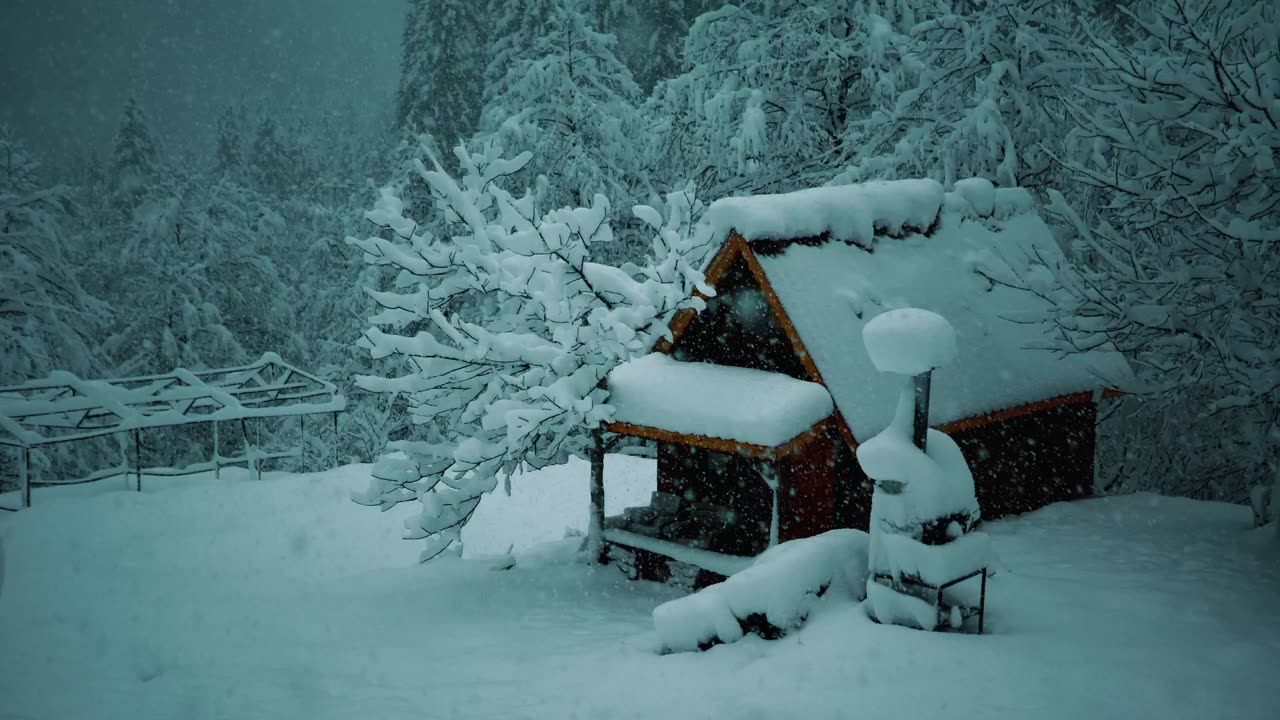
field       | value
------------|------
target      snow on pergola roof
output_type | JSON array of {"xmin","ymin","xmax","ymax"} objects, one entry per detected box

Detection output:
[
  {"xmin": 606, "ymin": 353, "xmax": 834, "ymax": 449},
  {"xmin": 699, "ymin": 177, "xmax": 1133, "ymax": 441},
  {"xmin": 0, "ymin": 353, "xmax": 345, "ymax": 448}
]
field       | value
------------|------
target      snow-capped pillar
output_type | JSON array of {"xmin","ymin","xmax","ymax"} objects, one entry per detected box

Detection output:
[
  {"xmin": 212, "ymin": 421, "xmax": 221, "ymax": 480},
  {"xmin": 18, "ymin": 446, "xmax": 31, "ymax": 509}
]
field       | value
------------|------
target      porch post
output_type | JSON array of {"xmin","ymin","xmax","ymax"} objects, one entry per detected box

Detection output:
[
  {"xmin": 212, "ymin": 420, "xmax": 221, "ymax": 480},
  {"xmin": 587, "ymin": 427, "xmax": 607, "ymax": 564},
  {"xmin": 133, "ymin": 429, "xmax": 142, "ymax": 492},
  {"xmin": 19, "ymin": 446, "xmax": 31, "ymax": 509}
]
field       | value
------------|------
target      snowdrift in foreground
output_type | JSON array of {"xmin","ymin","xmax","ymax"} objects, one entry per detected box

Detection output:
[
  {"xmin": 1, "ymin": 461, "xmax": 1277, "ymax": 720},
  {"xmin": 653, "ymin": 529, "xmax": 870, "ymax": 652}
]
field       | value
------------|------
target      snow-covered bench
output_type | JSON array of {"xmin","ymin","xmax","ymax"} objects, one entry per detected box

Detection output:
[{"xmin": 652, "ymin": 529, "xmax": 870, "ymax": 653}]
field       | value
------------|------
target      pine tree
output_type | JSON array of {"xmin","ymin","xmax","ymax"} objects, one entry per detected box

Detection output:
[
  {"xmin": 213, "ymin": 106, "xmax": 243, "ymax": 177},
  {"xmin": 0, "ymin": 131, "xmax": 106, "ymax": 384},
  {"xmin": 481, "ymin": 0, "xmax": 650, "ymax": 215},
  {"xmin": 395, "ymin": 0, "xmax": 488, "ymax": 145},
  {"xmin": 249, "ymin": 115, "xmax": 302, "ymax": 197},
  {"xmin": 109, "ymin": 98, "xmax": 160, "ymax": 208}
]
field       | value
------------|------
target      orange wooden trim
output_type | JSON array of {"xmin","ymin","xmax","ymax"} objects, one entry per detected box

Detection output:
[
  {"xmin": 606, "ymin": 414, "xmax": 837, "ymax": 461},
  {"xmin": 605, "ymin": 420, "xmax": 775, "ymax": 459},
  {"xmin": 937, "ymin": 391, "xmax": 1095, "ymax": 435}
]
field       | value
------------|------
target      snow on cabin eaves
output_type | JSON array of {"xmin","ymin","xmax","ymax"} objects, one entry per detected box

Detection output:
[
  {"xmin": 717, "ymin": 177, "xmax": 1132, "ymax": 442},
  {"xmin": 606, "ymin": 353, "xmax": 833, "ymax": 448}
]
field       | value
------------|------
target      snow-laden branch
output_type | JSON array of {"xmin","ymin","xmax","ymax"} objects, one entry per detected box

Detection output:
[{"xmin": 347, "ymin": 141, "xmax": 712, "ymax": 562}]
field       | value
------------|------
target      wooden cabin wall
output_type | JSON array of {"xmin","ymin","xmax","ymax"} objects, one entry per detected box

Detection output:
[
  {"xmin": 950, "ymin": 401, "xmax": 1097, "ymax": 520},
  {"xmin": 832, "ymin": 438, "xmax": 874, "ymax": 531},
  {"xmin": 657, "ymin": 442, "xmax": 772, "ymax": 555},
  {"xmin": 778, "ymin": 431, "xmax": 838, "ymax": 542},
  {"xmin": 828, "ymin": 402, "xmax": 1097, "ymax": 529},
  {"xmin": 671, "ymin": 258, "xmax": 809, "ymax": 380}
]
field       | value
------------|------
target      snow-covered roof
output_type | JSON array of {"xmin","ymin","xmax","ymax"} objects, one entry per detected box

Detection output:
[
  {"xmin": 0, "ymin": 353, "xmax": 346, "ymax": 448},
  {"xmin": 706, "ymin": 178, "xmax": 1132, "ymax": 441},
  {"xmin": 606, "ymin": 353, "xmax": 833, "ymax": 448}
]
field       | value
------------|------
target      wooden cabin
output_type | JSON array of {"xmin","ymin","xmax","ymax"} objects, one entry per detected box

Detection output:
[{"xmin": 599, "ymin": 178, "xmax": 1131, "ymax": 588}]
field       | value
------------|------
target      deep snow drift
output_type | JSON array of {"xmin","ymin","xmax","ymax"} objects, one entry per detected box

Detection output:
[{"xmin": 1, "ymin": 459, "xmax": 1277, "ymax": 719}]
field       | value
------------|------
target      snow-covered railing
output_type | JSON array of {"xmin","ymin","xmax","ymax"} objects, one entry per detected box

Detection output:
[{"xmin": 0, "ymin": 353, "xmax": 345, "ymax": 508}]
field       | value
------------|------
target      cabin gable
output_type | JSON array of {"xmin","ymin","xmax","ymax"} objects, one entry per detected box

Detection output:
[{"xmin": 670, "ymin": 253, "xmax": 809, "ymax": 381}]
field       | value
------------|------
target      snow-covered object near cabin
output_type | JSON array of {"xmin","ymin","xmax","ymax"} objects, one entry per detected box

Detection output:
[
  {"xmin": 606, "ymin": 353, "xmax": 833, "ymax": 447},
  {"xmin": 706, "ymin": 177, "xmax": 1132, "ymax": 442},
  {"xmin": 855, "ymin": 312, "xmax": 990, "ymax": 631},
  {"xmin": 652, "ymin": 529, "xmax": 870, "ymax": 653},
  {"xmin": 862, "ymin": 308, "xmax": 957, "ymax": 376},
  {"xmin": 858, "ymin": 392, "xmax": 981, "ymax": 532}
]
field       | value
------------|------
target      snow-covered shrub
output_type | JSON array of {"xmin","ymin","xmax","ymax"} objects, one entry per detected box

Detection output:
[
  {"xmin": 652, "ymin": 529, "xmax": 870, "ymax": 653},
  {"xmin": 348, "ymin": 141, "xmax": 712, "ymax": 561}
]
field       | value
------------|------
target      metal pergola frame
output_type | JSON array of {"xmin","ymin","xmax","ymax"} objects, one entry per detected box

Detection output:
[{"xmin": 0, "ymin": 353, "xmax": 345, "ymax": 509}]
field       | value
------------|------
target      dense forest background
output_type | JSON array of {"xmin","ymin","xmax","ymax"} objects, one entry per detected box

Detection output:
[{"xmin": 2, "ymin": 0, "xmax": 1275, "ymax": 503}]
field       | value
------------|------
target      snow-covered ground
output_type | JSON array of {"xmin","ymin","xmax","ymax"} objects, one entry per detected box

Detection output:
[{"xmin": 1, "ymin": 458, "xmax": 1277, "ymax": 719}]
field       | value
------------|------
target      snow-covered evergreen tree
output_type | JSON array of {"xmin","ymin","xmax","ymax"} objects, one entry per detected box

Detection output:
[
  {"xmin": 213, "ymin": 106, "xmax": 244, "ymax": 178},
  {"xmin": 109, "ymin": 98, "xmax": 160, "ymax": 210},
  {"xmin": 395, "ymin": 0, "xmax": 488, "ymax": 145},
  {"xmin": 0, "ymin": 131, "xmax": 105, "ymax": 384},
  {"xmin": 348, "ymin": 141, "xmax": 712, "ymax": 561},
  {"xmin": 834, "ymin": 0, "xmax": 1092, "ymax": 189},
  {"xmin": 647, "ymin": 0, "xmax": 871, "ymax": 198},
  {"xmin": 586, "ymin": 0, "xmax": 716, "ymax": 91},
  {"xmin": 249, "ymin": 115, "xmax": 305, "ymax": 198},
  {"xmin": 481, "ymin": 0, "xmax": 651, "ymax": 216}
]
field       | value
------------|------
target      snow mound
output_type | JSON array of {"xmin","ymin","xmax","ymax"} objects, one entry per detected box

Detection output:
[
  {"xmin": 607, "ymin": 353, "xmax": 833, "ymax": 447},
  {"xmin": 952, "ymin": 178, "xmax": 996, "ymax": 217},
  {"xmin": 653, "ymin": 529, "xmax": 869, "ymax": 653},
  {"xmin": 862, "ymin": 308, "xmax": 957, "ymax": 375}
]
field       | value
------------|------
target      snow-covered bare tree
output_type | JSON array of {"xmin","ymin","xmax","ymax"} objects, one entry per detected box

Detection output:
[
  {"xmin": 348, "ymin": 141, "xmax": 712, "ymax": 561},
  {"xmin": 1038, "ymin": 0, "xmax": 1279, "ymax": 501}
]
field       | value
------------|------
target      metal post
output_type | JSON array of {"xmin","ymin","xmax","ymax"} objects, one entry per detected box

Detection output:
[
  {"xmin": 299, "ymin": 414, "xmax": 306, "ymax": 471},
  {"xmin": 913, "ymin": 370, "xmax": 932, "ymax": 452},
  {"xmin": 20, "ymin": 446, "xmax": 31, "ymax": 509},
  {"xmin": 978, "ymin": 568, "xmax": 988, "ymax": 635},
  {"xmin": 212, "ymin": 421, "xmax": 220, "ymax": 480},
  {"xmin": 134, "ymin": 429, "xmax": 142, "ymax": 492},
  {"xmin": 332, "ymin": 412, "xmax": 338, "ymax": 469}
]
